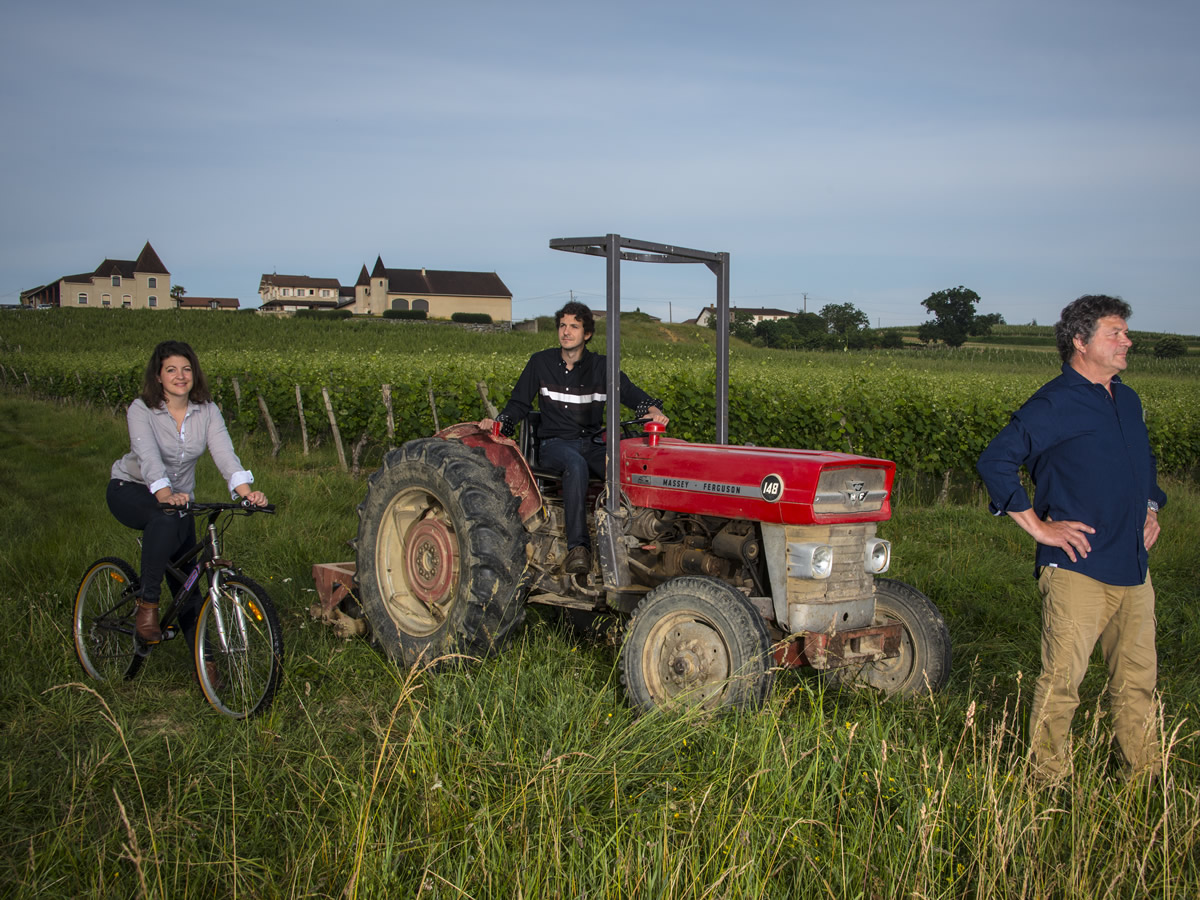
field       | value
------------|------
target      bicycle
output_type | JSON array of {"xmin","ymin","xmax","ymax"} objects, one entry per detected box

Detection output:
[{"xmin": 72, "ymin": 500, "xmax": 284, "ymax": 719}]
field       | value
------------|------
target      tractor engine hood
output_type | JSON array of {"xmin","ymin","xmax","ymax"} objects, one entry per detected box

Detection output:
[{"xmin": 621, "ymin": 436, "xmax": 895, "ymax": 525}]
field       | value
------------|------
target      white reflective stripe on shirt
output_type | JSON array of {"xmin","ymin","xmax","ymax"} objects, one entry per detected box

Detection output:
[{"xmin": 540, "ymin": 387, "xmax": 606, "ymax": 405}]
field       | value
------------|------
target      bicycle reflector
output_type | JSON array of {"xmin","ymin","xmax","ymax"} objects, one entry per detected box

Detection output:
[
  {"xmin": 110, "ymin": 572, "xmax": 126, "ymax": 583},
  {"xmin": 247, "ymin": 600, "xmax": 265, "ymax": 621}
]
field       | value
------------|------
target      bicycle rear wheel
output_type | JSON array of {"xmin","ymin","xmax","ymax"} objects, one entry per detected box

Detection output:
[
  {"xmin": 195, "ymin": 572, "xmax": 283, "ymax": 719},
  {"xmin": 73, "ymin": 557, "xmax": 146, "ymax": 682}
]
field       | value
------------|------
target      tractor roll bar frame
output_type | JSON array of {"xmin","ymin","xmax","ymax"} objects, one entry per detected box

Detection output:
[{"xmin": 549, "ymin": 235, "xmax": 730, "ymax": 518}]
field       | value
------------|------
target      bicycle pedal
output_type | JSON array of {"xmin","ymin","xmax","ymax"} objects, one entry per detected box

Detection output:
[{"xmin": 161, "ymin": 626, "xmax": 178, "ymax": 641}]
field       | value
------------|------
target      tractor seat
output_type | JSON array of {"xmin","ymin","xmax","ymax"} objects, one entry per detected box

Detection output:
[{"xmin": 517, "ymin": 410, "xmax": 605, "ymax": 496}]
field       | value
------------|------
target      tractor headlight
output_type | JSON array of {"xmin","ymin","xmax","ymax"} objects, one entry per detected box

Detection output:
[
  {"xmin": 864, "ymin": 538, "xmax": 891, "ymax": 574},
  {"xmin": 787, "ymin": 542, "xmax": 833, "ymax": 580}
]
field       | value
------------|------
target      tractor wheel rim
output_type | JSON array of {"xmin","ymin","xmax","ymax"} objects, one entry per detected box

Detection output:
[
  {"xmin": 405, "ymin": 518, "xmax": 457, "ymax": 607},
  {"xmin": 645, "ymin": 614, "xmax": 730, "ymax": 705}
]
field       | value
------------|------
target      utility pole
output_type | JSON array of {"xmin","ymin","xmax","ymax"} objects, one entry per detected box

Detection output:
[{"xmin": 802, "ymin": 292, "xmax": 808, "ymax": 313}]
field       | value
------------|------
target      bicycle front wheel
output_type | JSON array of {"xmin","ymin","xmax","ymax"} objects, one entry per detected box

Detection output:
[
  {"xmin": 74, "ymin": 557, "xmax": 145, "ymax": 682},
  {"xmin": 195, "ymin": 572, "xmax": 283, "ymax": 719}
]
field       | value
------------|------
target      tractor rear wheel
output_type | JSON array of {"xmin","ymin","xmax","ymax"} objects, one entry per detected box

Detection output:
[
  {"xmin": 357, "ymin": 438, "xmax": 530, "ymax": 668},
  {"xmin": 620, "ymin": 576, "xmax": 773, "ymax": 713},
  {"xmin": 825, "ymin": 578, "xmax": 951, "ymax": 696}
]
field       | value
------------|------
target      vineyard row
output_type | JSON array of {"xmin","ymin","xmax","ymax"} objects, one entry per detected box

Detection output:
[{"xmin": 3, "ymin": 355, "xmax": 1198, "ymax": 477}]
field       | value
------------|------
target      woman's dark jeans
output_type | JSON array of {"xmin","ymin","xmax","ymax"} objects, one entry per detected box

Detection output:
[{"xmin": 106, "ymin": 479, "xmax": 199, "ymax": 637}]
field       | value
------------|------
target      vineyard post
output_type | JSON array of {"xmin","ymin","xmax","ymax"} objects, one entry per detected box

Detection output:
[
  {"xmin": 476, "ymin": 381, "xmax": 498, "ymax": 418},
  {"xmin": 427, "ymin": 375, "xmax": 440, "ymax": 432},
  {"xmin": 257, "ymin": 392, "xmax": 282, "ymax": 457},
  {"xmin": 322, "ymin": 387, "xmax": 348, "ymax": 471},
  {"xmin": 295, "ymin": 384, "xmax": 309, "ymax": 455},
  {"xmin": 351, "ymin": 431, "xmax": 369, "ymax": 476},
  {"xmin": 381, "ymin": 384, "xmax": 395, "ymax": 446},
  {"xmin": 231, "ymin": 376, "xmax": 242, "ymax": 414}
]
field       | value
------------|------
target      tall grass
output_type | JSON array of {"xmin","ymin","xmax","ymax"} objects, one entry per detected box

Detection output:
[{"xmin": 2, "ymin": 391, "xmax": 1198, "ymax": 898}]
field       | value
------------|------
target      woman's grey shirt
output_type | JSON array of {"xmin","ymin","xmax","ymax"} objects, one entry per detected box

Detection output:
[{"xmin": 111, "ymin": 398, "xmax": 253, "ymax": 499}]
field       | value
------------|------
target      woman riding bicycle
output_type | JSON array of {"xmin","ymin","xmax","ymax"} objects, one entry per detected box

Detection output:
[{"xmin": 108, "ymin": 340, "xmax": 267, "ymax": 644}]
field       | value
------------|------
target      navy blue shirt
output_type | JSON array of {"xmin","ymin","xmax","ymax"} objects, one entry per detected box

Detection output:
[
  {"xmin": 977, "ymin": 364, "xmax": 1166, "ymax": 586},
  {"xmin": 497, "ymin": 347, "xmax": 663, "ymax": 441}
]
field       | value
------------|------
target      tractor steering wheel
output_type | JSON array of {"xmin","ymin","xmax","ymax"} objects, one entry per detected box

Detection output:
[{"xmin": 619, "ymin": 417, "xmax": 652, "ymax": 439}]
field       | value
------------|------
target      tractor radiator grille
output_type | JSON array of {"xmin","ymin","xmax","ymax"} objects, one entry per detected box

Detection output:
[{"xmin": 787, "ymin": 523, "xmax": 876, "ymax": 602}]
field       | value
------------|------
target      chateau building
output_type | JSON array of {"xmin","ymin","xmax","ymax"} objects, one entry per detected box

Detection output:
[{"xmin": 21, "ymin": 242, "xmax": 171, "ymax": 309}]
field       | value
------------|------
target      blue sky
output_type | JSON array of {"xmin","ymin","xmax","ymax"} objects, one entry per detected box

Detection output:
[{"xmin": 3, "ymin": 0, "xmax": 1198, "ymax": 333}]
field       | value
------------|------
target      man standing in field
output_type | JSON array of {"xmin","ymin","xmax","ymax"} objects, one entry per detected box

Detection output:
[
  {"xmin": 482, "ymin": 301, "xmax": 667, "ymax": 575},
  {"xmin": 977, "ymin": 295, "xmax": 1166, "ymax": 781}
]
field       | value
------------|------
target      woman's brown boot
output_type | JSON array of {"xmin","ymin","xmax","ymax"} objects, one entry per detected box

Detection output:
[{"xmin": 135, "ymin": 599, "xmax": 163, "ymax": 643}]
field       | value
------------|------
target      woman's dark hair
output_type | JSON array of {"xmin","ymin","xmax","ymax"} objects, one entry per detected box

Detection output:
[
  {"xmin": 139, "ymin": 340, "xmax": 213, "ymax": 407},
  {"xmin": 555, "ymin": 301, "xmax": 595, "ymax": 341},
  {"xmin": 1054, "ymin": 294, "xmax": 1132, "ymax": 363}
]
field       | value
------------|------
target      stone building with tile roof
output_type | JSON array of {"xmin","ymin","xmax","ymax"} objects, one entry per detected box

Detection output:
[
  {"xmin": 257, "ymin": 274, "xmax": 347, "ymax": 312},
  {"xmin": 354, "ymin": 256, "xmax": 512, "ymax": 320},
  {"xmin": 21, "ymin": 242, "xmax": 171, "ymax": 309}
]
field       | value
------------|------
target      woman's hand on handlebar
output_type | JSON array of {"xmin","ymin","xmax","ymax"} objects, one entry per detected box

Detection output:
[
  {"xmin": 156, "ymin": 488, "xmax": 190, "ymax": 507},
  {"xmin": 238, "ymin": 489, "xmax": 268, "ymax": 508}
]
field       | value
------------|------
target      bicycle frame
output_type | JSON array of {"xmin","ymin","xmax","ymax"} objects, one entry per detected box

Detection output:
[{"xmin": 152, "ymin": 503, "xmax": 270, "ymax": 645}]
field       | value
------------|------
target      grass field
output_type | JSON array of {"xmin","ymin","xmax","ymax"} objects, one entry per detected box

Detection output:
[{"xmin": 2, "ymin": 385, "xmax": 1198, "ymax": 898}]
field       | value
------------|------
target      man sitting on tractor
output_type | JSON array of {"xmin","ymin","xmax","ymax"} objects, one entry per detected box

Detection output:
[{"xmin": 481, "ymin": 301, "xmax": 668, "ymax": 575}]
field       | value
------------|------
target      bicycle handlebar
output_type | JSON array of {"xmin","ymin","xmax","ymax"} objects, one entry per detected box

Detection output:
[{"xmin": 159, "ymin": 500, "xmax": 277, "ymax": 514}]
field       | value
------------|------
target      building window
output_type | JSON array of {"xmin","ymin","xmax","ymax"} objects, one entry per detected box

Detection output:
[
  {"xmin": 112, "ymin": 275, "xmax": 121, "ymax": 287},
  {"xmin": 392, "ymin": 298, "xmax": 409, "ymax": 311},
  {"xmin": 320, "ymin": 289, "xmax": 330, "ymax": 298},
  {"xmin": 78, "ymin": 293, "xmax": 88, "ymax": 305},
  {"xmin": 148, "ymin": 277, "xmax": 157, "ymax": 288},
  {"xmin": 283, "ymin": 288, "xmax": 291, "ymax": 297},
  {"xmin": 412, "ymin": 299, "xmax": 429, "ymax": 312},
  {"xmin": 210, "ymin": 300, "xmax": 220, "ymax": 309},
  {"xmin": 102, "ymin": 294, "xmax": 111, "ymax": 307},
  {"xmin": 122, "ymin": 296, "xmax": 132, "ymax": 308},
  {"xmin": 148, "ymin": 296, "xmax": 158, "ymax": 308}
]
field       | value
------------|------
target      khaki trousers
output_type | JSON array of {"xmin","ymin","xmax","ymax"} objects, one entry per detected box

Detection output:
[{"xmin": 1029, "ymin": 566, "xmax": 1158, "ymax": 777}]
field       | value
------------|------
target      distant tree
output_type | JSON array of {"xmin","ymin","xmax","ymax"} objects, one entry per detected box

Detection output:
[
  {"xmin": 919, "ymin": 285, "xmax": 981, "ymax": 347},
  {"xmin": 970, "ymin": 311, "xmax": 1006, "ymax": 336},
  {"xmin": 1154, "ymin": 336, "xmax": 1187, "ymax": 359},
  {"xmin": 730, "ymin": 309, "xmax": 758, "ymax": 342},
  {"xmin": 703, "ymin": 307, "xmax": 756, "ymax": 341},
  {"xmin": 818, "ymin": 302, "xmax": 869, "ymax": 337},
  {"xmin": 170, "ymin": 284, "xmax": 187, "ymax": 308},
  {"xmin": 755, "ymin": 312, "xmax": 825, "ymax": 349},
  {"xmin": 879, "ymin": 329, "xmax": 904, "ymax": 349}
]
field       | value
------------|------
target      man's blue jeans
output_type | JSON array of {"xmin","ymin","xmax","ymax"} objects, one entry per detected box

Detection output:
[{"xmin": 539, "ymin": 437, "xmax": 605, "ymax": 551}]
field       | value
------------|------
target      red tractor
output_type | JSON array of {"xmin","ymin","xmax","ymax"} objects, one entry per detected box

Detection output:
[{"xmin": 344, "ymin": 236, "xmax": 950, "ymax": 711}]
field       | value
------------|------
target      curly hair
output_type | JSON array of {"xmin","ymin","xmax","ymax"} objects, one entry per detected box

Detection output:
[
  {"xmin": 555, "ymin": 301, "xmax": 595, "ymax": 341},
  {"xmin": 139, "ymin": 340, "xmax": 213, "ymax": 407},
  {"xmin": 1054, "ymin": 295, "xmax": 1132, "ymax": 363}
]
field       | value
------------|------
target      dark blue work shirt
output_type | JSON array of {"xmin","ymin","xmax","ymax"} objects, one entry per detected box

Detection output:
[{"xmin": 977, "ymin": 364, "xmax": 1166, "ymax": 586}]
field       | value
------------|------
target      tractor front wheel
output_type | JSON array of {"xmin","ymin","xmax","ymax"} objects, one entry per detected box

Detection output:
[
  {"xmin": 356, "ymin": 438, "xmax": 530, "ymax": 668},
  {"xmin": 825, "ymin": 578, "xmax": 951, "ymax": 696},
  {"xmin": 620, "ymin": 576, "xmax": 773, "ymax": 713}
]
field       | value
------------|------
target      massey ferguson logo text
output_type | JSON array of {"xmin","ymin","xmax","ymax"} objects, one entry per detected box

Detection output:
[{"xmin": 632, "ymin": 474, "xmax": 766, "ymax": 499}]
